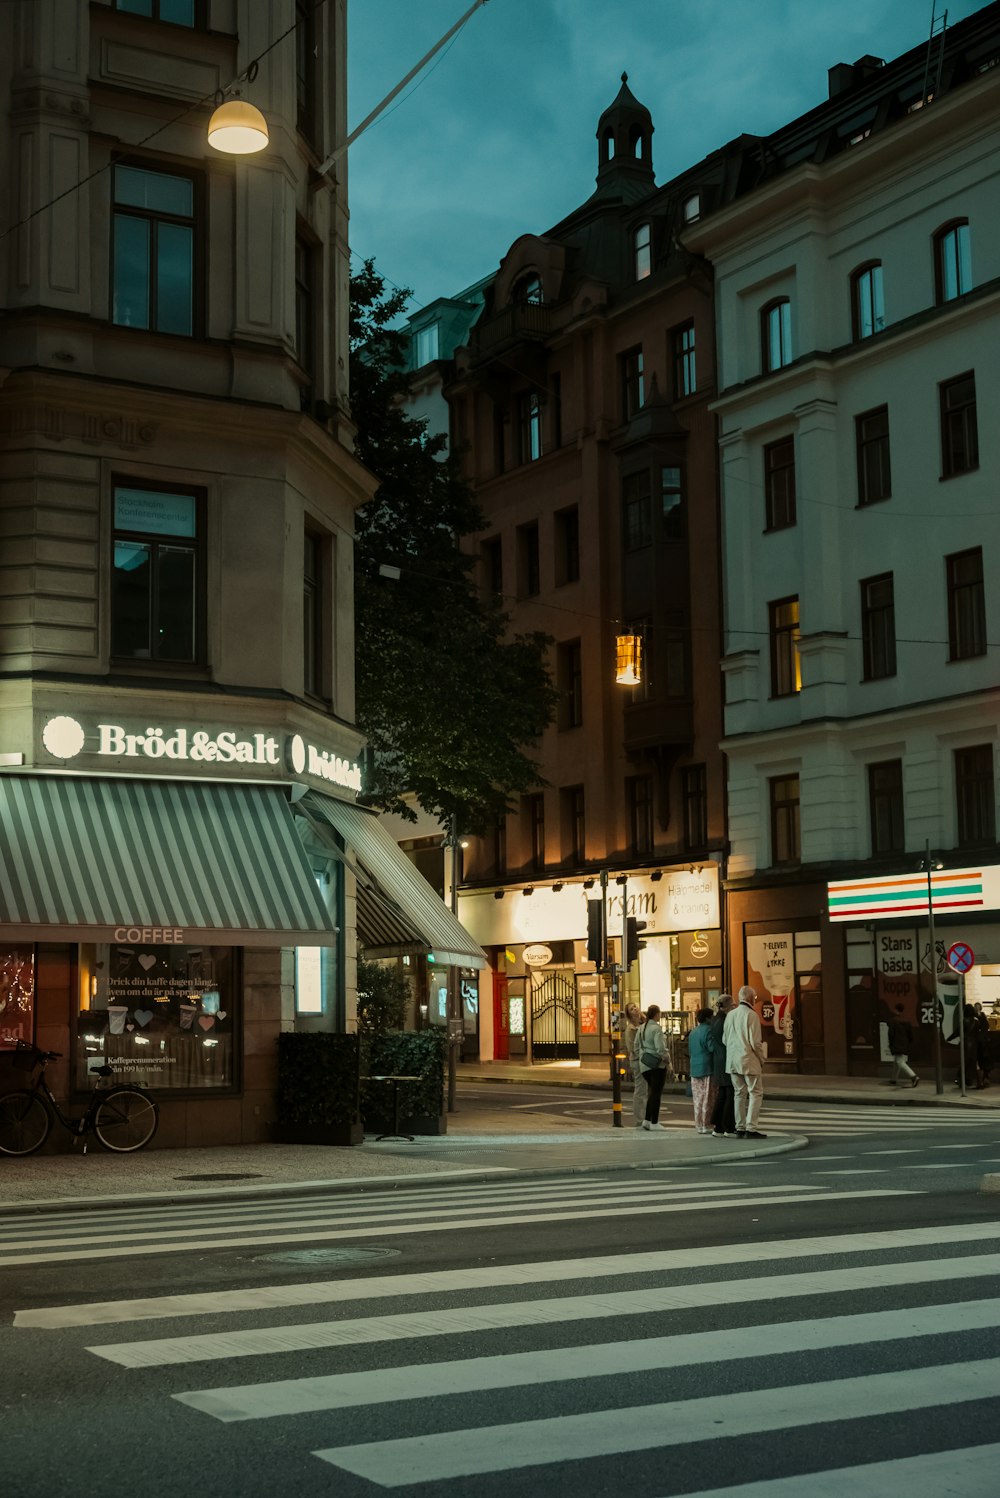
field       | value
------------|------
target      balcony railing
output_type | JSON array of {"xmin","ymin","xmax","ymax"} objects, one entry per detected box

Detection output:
[{"xmin": 471, "ymin": 301, "xmax": 554, "ymax": 353}]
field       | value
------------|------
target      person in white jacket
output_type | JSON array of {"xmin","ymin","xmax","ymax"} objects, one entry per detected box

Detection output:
[{"xmin": 722, "ymin": 985, "xmax": 767, "ymax": 1138}]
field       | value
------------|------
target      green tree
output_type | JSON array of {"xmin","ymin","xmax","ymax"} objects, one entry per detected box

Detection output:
[
  {"xmin": 356, "ymin": 957, "xmax": 409, "ymax": 1036},
  {"xmin": 350, "ymin": 259, "xmax": 556, "ymax": 834}
]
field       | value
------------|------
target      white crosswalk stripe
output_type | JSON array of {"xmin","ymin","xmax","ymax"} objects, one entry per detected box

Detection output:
[
  {"xmin": 759, "ymin": 1102, "xmax": 999, "ymax": 1137},
  {"xmin": 12, "ymin": 1210, "xmax": 1000, "ymax": 1493},
  {"xmin": 0, "ymin": 1172, "xmax": 910, "ymax": 1268}
]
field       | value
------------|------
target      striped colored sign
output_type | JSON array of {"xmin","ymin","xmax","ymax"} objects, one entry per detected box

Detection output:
[{"xmin": 827, "ymin": 868, "xmax": 986, "ymax": 923}]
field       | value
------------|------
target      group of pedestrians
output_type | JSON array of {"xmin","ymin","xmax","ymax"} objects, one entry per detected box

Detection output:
[
  {"xmin": 624, "ymin": 986, "xmax": 768, "ymax": 1138},
  {"xmin": 888, "ymin": 1002, "xmax": 995, "ymax": 1090}
]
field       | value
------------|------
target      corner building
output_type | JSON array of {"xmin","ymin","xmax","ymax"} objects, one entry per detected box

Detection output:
[
  {"xmin": 0, "ymin": 0, "xmax": 442, "ymax": 1145},
  {"xmin": 685, "ymin": 4, "xmax": 1000, "ymax": 1074},
  {"xmin": 452, "ymin": 82, "xmax": 747, "ymax": 1062}
]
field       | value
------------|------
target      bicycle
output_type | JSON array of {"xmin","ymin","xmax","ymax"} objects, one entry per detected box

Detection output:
[{"xmin": 0, "ymin": 1041, "xmax": 159, "ymax": 1156}]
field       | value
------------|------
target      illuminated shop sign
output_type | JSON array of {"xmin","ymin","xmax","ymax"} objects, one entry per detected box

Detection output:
[{"xmin": 40, "ymin": 716, "xmax": 361, "ymax": 793}]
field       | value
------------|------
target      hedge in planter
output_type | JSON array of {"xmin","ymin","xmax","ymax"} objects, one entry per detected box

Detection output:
[
  {"xmin": 361, "ymin": 1029, "xmax": 447, "ymax": 1135},
  {"xmin": 274, "ymin": 1031, "xmax": 363, "ymax": 1146}
]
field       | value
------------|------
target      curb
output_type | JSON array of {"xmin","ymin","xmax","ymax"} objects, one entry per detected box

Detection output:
[
  {"xmin": 0, "ymin": 1134, "xmax": 808, "ymax": 1218},
  {"xmin": 980, "ymin": 1173, "xmax": 1000, "ymax": 1193}
]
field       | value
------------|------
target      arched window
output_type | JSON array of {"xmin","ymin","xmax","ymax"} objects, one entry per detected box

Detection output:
[
  {"xmin": 633, "ymin": 223, "xmax": 651, "ymax": 281},
  {"xmin": 603, "ymin": 127, "xmax": 616, "ymax": 162},
  {"xmin": 934, "ymin": 219, "xmax": 971, "ymax": 303},
  {"xmin": 513, "ymin": 273, "xmax": 543, "ymax": 306},
  {"xmin": 761, "ymin": 298, "xmax": 793, "ymax": 373},
  {"xmin": 629, "ymin": 124, "xmax": 644, "ymax": 160},
  {"xmin": 850, "ymin": 261, "xmax": 885, "ymax": 340}
]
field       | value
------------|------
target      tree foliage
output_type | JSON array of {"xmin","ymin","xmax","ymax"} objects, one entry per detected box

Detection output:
[
  {"xmin": 356, "ymin": 957, "xmax": 409, "ymax": 1037},
  {"xmin": 350, "ymin": 259, "xmax": 556, "ymax": 834}
]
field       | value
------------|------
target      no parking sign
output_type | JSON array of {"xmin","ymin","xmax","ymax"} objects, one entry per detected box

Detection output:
[{"xmin": 947, "ymin": 941, "xmax": 974, "ymax": 973}]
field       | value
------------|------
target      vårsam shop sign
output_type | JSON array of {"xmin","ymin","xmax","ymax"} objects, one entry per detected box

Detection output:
[{"xmin": 36, "ymin": 715, "xmax": 361, "ymax": 793}]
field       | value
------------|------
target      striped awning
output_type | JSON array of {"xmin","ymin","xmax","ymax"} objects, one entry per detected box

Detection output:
[
  {"xmin": 0, "ymin": 776, "xmax": 336, "ymax": 945},
  {"xmin": 304, "ymin": 794, "xmax": 486, "ymax": 969}
]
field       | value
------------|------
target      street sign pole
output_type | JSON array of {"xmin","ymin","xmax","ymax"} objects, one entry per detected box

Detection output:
[
  {"xmin": 925, "ymin": 841, "xmax": 943, "ymax": 1096},
  {"xmin": 602, "ymin": 869, "xmax": 622, "ymax": 1129},
  {"xmin": 958, "ymin": 971, "xmax": 966, "ymax": 1097}
]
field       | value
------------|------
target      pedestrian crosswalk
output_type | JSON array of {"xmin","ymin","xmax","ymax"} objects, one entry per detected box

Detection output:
[
  {"xmin": 760, "ymin": 1100, "xmax": 1000, "ymax": 1137},
  {"xmin": 0, "ymin": 1170, "xmax": 908, "ymax": 1269},
  {"xmin": 11, "ymin": 1217, "xmax": 1000, "ymax": 1494}
]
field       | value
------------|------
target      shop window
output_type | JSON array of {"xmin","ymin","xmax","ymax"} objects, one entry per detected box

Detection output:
[
  {"xmin": 769, "ymin": 596, "xmax": 801, "ymax": 697},
  {"xmin": 955, "ymin": 744, "xmax": 995, "ymax": 847},
  {"xmin": 934, "ymin": 220, "xmax": 971, "ymax": 304},
  {"xmin": 761, "ymin": 298, "xmax": 793, "ymax": 373},
  {"xmin": 868, "ymin": 759, "xmax": 905, "ymax": 856},
  {"xmin": 764, "ymin": 437, "xmax": 796, "ymax": 530},
  {"xmin": 114, "ymin": 0, "xmax": 200, "ymax": 24},
  {"xmin": 563, "ymin": 785, "xmax": 585, "ymax": 863},
  {"xmin": 672, "ymin": 322, "xmax": 696, "ymax": 399},
  {"xmin": 627, "ymin": 775, "xmax": 654, "ymax": 856},
  {"xmin": 620, "ymin": 346, "xmax": 644, "ymax": 420},
  {"xmin": 860, "ymin": 572, "xmax": 896, "ymax": 680},
  {"xmin": 622, "ymin": 470, "xmax": 651, "ymax": 551},
  {"xmin": 0, "ymin": 948, "xmax": 35, "ymax": 1049},
  {"xmin": 856, "ymin": 406, "xmax": 891, "ymax": 505},
  {"xmin": 111, "ymin": 483, "xmax": 202, "ymax": 664},
  {"xmin": 76, "ymin": 942, "xmax": 237, "ymax": 1092},
  {"xmin": 682, "ymin": 764, "xmax": 708, "ymax": 852},
  {"xmin": 516, "ymin": 521, "xmax": 540, "ymax": 597},
  {"xmin": 661, "ymin": 466, "xmax": 685, "ymax": 539},
  {"xmin": 517, "ymin": 392, "xmax": 542, "ymax": 463},
  {"xmin": 554, "ymin": 505, "xmax": 579, "ymax": 585},
  {"xmin": 770, "ymin": 774, "xmax": 800, "ymax": 865},
  {"xmin": 112, "ymin": 163, "xmax": 197, "ymax": 336},
  {"xmin": 850, "ymin": 262, "xmax": 885, "ymax": 340},
  {"xmin": 557, "ymin": 639, "xmax": 583, "ymax": 729},
  {"xmin": 634, "ymin": 222, "xmax": 651, "ymax": 280},
  {"xmin": 947, "ymin": 547, "xmax": 986, "ymax": 660},
  {"xmin": 940, "ymin": 372, "xmax": 979, "ymax": 477},
  {"xmin": 295, "ymin": 947, "xmax": 325, "ymax": 1015}
]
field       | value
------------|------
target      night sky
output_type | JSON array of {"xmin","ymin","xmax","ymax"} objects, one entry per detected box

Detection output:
[{"xmin": 348, "ymin": 0, "xmax": 983, "ymax": 314}]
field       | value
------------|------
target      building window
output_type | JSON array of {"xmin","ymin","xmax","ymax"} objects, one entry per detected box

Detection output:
[
  {"xmin": 856, "ymin": 406, "xmax": 891, "ymax": 506},
  {"xmin": 413, "ymin": 323, "xmax": 439, "ymax": 367},
  {"xmin": 672, "ymin": 322, "xmax": 696, "ymax": 399},
  {"xmin": 662, "ymin": 618, "xmax": 688, "ymax": 699},
  {"xmin": 763, "ymin": 438, "xmax": 796, "ymax": 530},
  {"xmin": 112, "ymin": 163, "xmax": 196, "ymax": 336},
  {"xmin": 682, "ymin": 764, "xmax": 708, "ymax": 852},
  {"xmin": 493, "ymin": 403, "xmax": 505, "ymax": 476},
  {"xmin": 621, "ymin": 347, "xmax": 644, "ymax": 420},
  {"xmin": 869, "ymin": 760, "xmax": 904, "ymax": 857},
  {"xmin": 303, "ymin": 530, "xmax": 325, "ymax": 699},
  {"xmin": 557, "ymin": 640, "xmax": 583, "ymax": 729},
  {"xmin": 769, "ymin": 597, "xmax": 801, "ymax": 697},
  {"xmin": 955, "ymin": 745, "xmax": 995, "ymax": 847},
  {"xmin": 295, "ymin": 236, "xmax": 315, "ymax": 403},
  {"xmin": 634, "ymin": 222, "xmax": 651, "ymax": 280},
  {"xmin": 935, "ymin": 220, "xmax": 971, "ymax": 304},
  {"xmin": 516, "ymin": 522, "xmax": 540, "ymax": 598},
  {"xmin": 661, "ymin": 466, "xmax": 685, "ymax": 540},
  {"xmin": 517, "ymin": 392, "xmax": 542, "ymax": 463},
  {"xmin": 622, "ymin": 471, "xmax": 651, "ymax": 551},
  {"xmin": 627, "ymin": 776, "xmax": 654, "ymax": 856},
  {"xmin": 114, "ymin": 0, "xmax": 199, "ymax": 23},
  {"xmin": 525, "ymin": 794, "xmax": 545, "ymax": 871},
  {"xmin": 761, "ymin": 298, "xmax": 793, "ymax": 373},
  {"xmin": 481, "ymin": 536, "xmax": 503, "ymax": 597},
  {"xmin": 770, "ymin": 774, "xmax": 800, "ymax": 865},
  {"xmin": 111, "ymin": 483, "xmax": 201, "ymax": 663},
  {"xmin": 627, "ymin": 619, "xmax": 651, "ymax": 704},
  {"xmin": 493, "ymin": 814, "xmax": 507, "ymax": 875},
  {"xmin": 940, "ymin": 372, "xmax": 979, "ymax": 477},
  {"xmin": 550, "ymin": 372, "xmax": 563, "ymax": 450},
  {"xmin": 851, "ymin": 262, "xmax": 885, "ymax": 340},
  {"xmin": 563, "ymin": 786, "xmax": 586, "ymax": 863},
  {"xmin": 554, "ymin": 505, "xmax": 580, "ymax": 585},
  {"xmin": 947, "ymin": 548, "xmax": 986, "ymax": 661},
  {"xmin": 295, "ymin": 0, "xmax": 317, "ymax": 141},
  {"xmin": 682, "ymin": 193, "xmax": 701, "ymax": 224},
  {"xmin": 860, "ymin": 573, "xmax": 896, "ymax": 681},
  {"xmin": 514, "ymin": 273, "xmax": 543, "ymax": 305}
]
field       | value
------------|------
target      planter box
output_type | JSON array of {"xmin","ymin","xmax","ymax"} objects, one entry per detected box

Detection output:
[
  {"xmin": 364, "ymin": 1112, "xmax": 447, "ymax": 1137},
  {"xmin": 272, "ymin": 1120, "xmax": 364, "ymax": 1147}
]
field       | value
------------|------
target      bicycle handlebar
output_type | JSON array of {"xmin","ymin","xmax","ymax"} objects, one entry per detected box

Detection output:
[{"xmin": 13, "ymin": 1040, "xmax": 62, "ymax": 1063}]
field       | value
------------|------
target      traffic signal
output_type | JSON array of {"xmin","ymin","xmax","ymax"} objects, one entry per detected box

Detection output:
[
  {"xmin": 625, "ymin": 915, "xmax": 648, "ymax": 969},
  {"xmin": 586, "ymin": 898, "xmax": 606, "ymax": 969}
]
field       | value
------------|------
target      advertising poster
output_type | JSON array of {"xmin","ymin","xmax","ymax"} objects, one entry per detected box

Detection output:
[
  {"xmin": 0, "ymin": 949, "xmax": 34, "ymax": 1049},
  {"xmin": 577, "ymin": 973, "xmax": 599, "ymax": 1036},
  {"xmin": 746, "ymin": 933, "xmax": 796, "ymax": 1059}
]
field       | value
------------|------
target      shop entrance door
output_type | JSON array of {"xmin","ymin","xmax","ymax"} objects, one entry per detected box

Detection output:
[
  {"xmin": 493, "ymin": 972, "xmax": 510, "ymax": 1061},
  {"xmin": 530, "ymin": 969, "xmax": 578, "ymax": 1060}
]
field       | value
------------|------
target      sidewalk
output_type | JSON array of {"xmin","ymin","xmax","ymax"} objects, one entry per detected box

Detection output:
[
  {"xmin": 460, "ymin": 1060, "xmax": 1000, "ymax": 1108},
  {"xmin": 0, "ymin": 1094, "xmax": 805, "ymax": 1213}
]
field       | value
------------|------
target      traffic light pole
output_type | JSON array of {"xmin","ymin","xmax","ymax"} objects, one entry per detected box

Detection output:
[{"xmin": 602, "ymin": 870, "xmax": 623, "ymax": 1129}]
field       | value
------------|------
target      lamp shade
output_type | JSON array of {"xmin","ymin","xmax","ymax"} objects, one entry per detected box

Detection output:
[
  {"xmin": 615, "ymin": 633, "xmax": 643, "ymax": 686},
  {"xmin": 207, "ymin": 99, "xmax": 269, "ymax": 155}
]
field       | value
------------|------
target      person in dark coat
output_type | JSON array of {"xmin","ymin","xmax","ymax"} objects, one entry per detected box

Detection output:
[
  {"xmin": 887, "ymin": 1008, "xmax": 918, "ymax": 1087},
  {"xmin": 708, "ymin": 994, "xmax": 736, "ymax": 1137}
]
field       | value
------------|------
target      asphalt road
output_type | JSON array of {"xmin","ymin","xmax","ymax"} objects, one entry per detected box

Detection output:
[{"xmin": 3, "ymin": 1094, "xmax": 1000, "ymax": 1498}]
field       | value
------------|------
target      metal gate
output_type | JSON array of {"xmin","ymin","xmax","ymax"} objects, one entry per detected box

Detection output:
[{"xmin": 530, "ymin": 970, "xmax": 578, "ymax": 1060}]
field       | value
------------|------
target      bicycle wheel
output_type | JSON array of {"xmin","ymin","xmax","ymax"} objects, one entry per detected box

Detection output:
[
  {"xmin": 0, "ymin": 1091, "xmax": 52, "ymax": 1156},
  {"xmin": 92, "ymin": 1088, "xmax": 159, "ymax": 1153}
]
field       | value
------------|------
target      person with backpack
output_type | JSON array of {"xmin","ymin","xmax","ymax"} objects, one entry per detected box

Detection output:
[{"xmin": 637, "ymin": 1004, "xmax": 671, "ymax": 1131}]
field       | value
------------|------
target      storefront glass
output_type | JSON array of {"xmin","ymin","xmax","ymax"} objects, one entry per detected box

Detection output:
[
  {"xmin": 76, "ymin": 941, "xmax": 237, "ymax": 1091},
  {"xmin": 0, "ymin": 948, "xmax": 35, "ymax": 1048}
]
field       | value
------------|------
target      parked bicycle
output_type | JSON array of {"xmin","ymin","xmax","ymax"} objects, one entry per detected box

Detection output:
[{"xmin": 0, "ymin": 1041, "xmax": 159, "ymax": 1156}]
